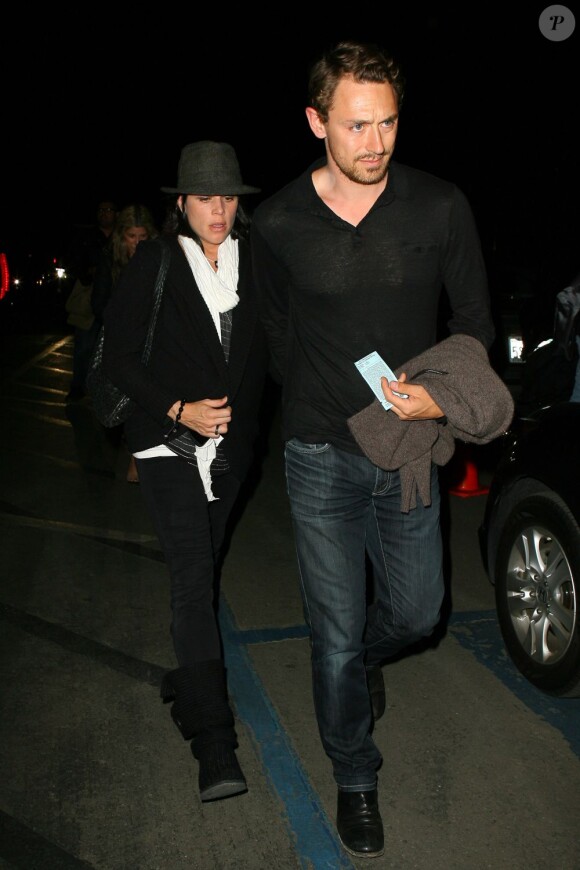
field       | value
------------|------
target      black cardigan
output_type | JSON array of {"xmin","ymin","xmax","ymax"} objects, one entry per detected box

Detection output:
[{"xmin": 102, "ymin": 235, "xmax": 269, "ymax": 480}]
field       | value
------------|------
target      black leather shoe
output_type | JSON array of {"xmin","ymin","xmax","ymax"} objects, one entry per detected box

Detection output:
[
  {"xmin": 366, "ymin": 665, "xmax": 386, "ymax": 723},
  {"xmin": 336, "ymin": 789, "xmax": 384, "ymax": 858}
]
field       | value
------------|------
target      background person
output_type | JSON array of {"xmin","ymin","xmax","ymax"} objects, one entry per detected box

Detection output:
[
  {"xmin": 102, "ymin": 141, "xmax": 268, "ymax": 802},
  {"xmin": 92, "ymin": 203, "xmax": 159, "ymax": 482},
  {"xmin": 251, "ymin": 40, "xmax": 495, "ymax": 859},
  {"xmin": 64, "ymin": 199, "xmax": 118, "ymax": 400},
  {"xmin": 92, "ymin": 203, "xmax": 158, "ymax": 324}
]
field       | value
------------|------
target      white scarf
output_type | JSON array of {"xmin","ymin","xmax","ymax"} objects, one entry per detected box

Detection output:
[
  {"xmin": 178, "ymin": 234, "xmax": 239, "ymax": 337},
  {"xmin": 177, "ymin": 234, "xmax": 240, "ymax": 501}
]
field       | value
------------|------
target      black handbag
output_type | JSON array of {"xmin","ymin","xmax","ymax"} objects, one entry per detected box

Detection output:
[{"xmin": 87, "ymin": 239, "xmax": 171, "ymax": 427}]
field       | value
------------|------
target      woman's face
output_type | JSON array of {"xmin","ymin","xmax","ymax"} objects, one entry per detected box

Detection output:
[
  {"xmin": 180, "ymin": 195, "xmax": 238, "ymax": 250},
  {"xmin": 124, "ymin": 226, "xmax": 149, "ymax": 258}
]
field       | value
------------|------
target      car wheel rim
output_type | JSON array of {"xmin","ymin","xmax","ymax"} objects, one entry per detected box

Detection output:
[{"xmin": 506, "ymin": 523, "xmax": 577, "ymax": 665}]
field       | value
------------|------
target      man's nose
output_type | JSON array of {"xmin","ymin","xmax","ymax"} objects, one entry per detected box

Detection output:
[{"xmin": 366, "ymin": 126, "xmax": 385, "ymax": 154}]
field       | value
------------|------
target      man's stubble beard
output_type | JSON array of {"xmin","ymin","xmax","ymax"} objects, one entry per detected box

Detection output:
[{"xmin": 328, "ymin": 142, "xmax": 394, "ymax": 186}]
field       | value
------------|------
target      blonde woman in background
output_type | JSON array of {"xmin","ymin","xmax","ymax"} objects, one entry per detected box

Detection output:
[{"xmin": 92, "ymin": 203, "xmax": 159, "ymax": 482}]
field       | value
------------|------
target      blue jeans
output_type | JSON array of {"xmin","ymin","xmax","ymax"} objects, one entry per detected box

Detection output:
[{"xmin": 284, "ymin": 439, "xmax": 444, "ymax": 790}]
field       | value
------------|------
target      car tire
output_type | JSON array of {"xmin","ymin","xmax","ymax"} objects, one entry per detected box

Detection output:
[{"xmin": 494, "ymin": 492, "xmax": 580, "ymax": 697}]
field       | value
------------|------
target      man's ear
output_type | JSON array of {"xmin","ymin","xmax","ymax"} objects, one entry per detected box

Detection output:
[{"xmin": 305, "ymin": 107, "xmax": 327, "ymax": 140}]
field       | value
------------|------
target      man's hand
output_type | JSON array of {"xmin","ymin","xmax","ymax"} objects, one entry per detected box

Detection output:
[{"xmin": 381, "ymin": 373, "xmax": 444, "ymax": 420}]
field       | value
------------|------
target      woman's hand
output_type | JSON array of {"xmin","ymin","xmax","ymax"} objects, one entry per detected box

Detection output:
[
  {"xmin": 380, "ymin": 373, "xmax": 445, "ymax": 420},
  {"xmin": 168, "ymin": 396, "xmax": 232, "ymax": 438}
]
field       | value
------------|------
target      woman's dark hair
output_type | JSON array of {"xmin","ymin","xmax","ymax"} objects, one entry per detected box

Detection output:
[
  {"xmin": 308, "ymin": 40, "xmax": 405, "ymax": 122},
  {"xmin": 162, "ymin": 197, "xmax": 251, "ymax": 245}
]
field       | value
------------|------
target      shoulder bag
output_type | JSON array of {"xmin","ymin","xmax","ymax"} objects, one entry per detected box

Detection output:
[
  {"xmin": 65, "ymin": 279, "xmax": 95, "ymax": 330},
  {"xmin": 86, "ymin": 238, "xmax": 171, "ymax": 427}
]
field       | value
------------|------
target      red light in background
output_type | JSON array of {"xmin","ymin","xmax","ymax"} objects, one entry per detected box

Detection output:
[{"xmin": 0, "ymin": 253, "xmax": 9, "ymax": 300}]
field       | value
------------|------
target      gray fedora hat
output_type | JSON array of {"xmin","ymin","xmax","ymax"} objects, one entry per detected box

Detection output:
[{"xmin": 161, "ymin": 141, "xmax": 260, "ymax": 195}]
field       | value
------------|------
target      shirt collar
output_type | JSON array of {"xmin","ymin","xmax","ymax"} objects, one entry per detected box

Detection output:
[{"xmin": 285, "ymin": 158, "xmax": 405, "ymax": 212}]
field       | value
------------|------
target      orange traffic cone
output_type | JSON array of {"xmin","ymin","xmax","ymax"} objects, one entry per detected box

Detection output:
[{"xmin": 448, "ymin": 445, "xmax": 489, "ymax": 498}]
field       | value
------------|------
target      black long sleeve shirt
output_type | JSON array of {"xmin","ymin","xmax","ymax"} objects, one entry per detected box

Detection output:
[{"xmin": 251, "ymin": 159, "xmax": 495, "ymax": 453}]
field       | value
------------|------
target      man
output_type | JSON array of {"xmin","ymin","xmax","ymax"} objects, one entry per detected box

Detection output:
[
  {"xmin": 251, "ymin": 40, "xmax": 495, "ymax": 859},
  {"xmin": 66, "ymin": 200, "xmax": 118, "ymax": 289}
]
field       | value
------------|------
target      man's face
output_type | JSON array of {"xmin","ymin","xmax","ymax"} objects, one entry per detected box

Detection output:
[
  {"xmin": 323, "ymin": 77, "xmax": 399, "ymax": 185},
  {"xmin": 96, "ymin": 202, "xmax": 117, "ymax": 231}
]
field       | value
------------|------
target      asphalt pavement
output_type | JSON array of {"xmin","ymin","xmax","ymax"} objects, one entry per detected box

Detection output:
[{"xmin": 1, "ymin": 320, "xmax": 579, "ymax": 870}]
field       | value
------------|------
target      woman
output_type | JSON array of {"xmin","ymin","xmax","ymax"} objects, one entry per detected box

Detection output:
[
  {"xmin": 64, "ymin": 199, "xmax": 118, "ymax": 401},
  {"xmin": 92, "ymin": 203, "xmax": 159, "ymax": 323},
  {"xmin": 102, "ymin": 141, "xmax": 268, "ymax": 802},
  {"xmin": 92, "ymin": 203, "xmax": 159, "ymax": 482}
]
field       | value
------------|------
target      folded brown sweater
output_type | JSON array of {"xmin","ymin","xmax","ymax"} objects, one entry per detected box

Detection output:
[{"xmin": 347, "ymin": 334, "xmax": 514, "ymax": 512}]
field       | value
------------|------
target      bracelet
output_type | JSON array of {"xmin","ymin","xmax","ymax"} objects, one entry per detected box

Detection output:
[
  {"xmin": 164, "ymin": 399, "xmax": 185, "ymax": 439},
  {"xmin": 175, "ymin": 398, "xmax": 185, "ymax": 426}
]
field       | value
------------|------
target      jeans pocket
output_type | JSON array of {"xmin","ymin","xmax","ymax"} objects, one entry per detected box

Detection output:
[{"xmin": 285, "ymin": 437, "xmax": 331, "ymax": 456}]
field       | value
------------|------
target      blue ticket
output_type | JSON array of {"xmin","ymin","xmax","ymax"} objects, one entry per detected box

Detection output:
[{"xmin": 354, "ymin": 351, "xmax": 407, "ymax": 410}]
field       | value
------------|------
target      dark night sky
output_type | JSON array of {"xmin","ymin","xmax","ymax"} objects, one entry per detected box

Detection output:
[{"xmin": 1, "ymin": 7, "xmax": 578, "ymax": 289}]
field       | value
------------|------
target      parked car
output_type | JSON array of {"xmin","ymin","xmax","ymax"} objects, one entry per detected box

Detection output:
[{"xmin": 478, "ymin": 401, "xmax": 580, "ymax": 697}]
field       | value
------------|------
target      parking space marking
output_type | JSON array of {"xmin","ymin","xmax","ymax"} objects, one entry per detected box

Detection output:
[{"xmin": 449, "ymin": 611, "xmax": 580, "ymax": 757}]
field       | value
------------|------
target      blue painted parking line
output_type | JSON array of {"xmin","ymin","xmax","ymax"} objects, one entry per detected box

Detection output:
[
  {"xmin": 449, "ymin": 611, "xmax": 580, "ymax": 758},
  {"xmin": 220, "ymin": 599, "xmax": 354, "ymax": 870},
  {"xmin": 221, "ymin": 602, "xmax": 580, "ymax": 868}
]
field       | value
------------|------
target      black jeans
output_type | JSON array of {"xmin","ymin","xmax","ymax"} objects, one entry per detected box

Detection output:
[
  {"xmin": 136, "ymin": 456, "xmax": 241, "ymax": 665},
  {"xmin": 71, "ymin": 320, "xmax": 100, "ymax": 392}
]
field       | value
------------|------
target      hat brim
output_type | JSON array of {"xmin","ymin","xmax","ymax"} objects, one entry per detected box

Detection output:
[{"xmin": 160, "ymin": 185, "xmax": 261, "ymax": 195}]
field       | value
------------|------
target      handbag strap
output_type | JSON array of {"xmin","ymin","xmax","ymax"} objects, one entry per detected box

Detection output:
[{"xmin": 142, "ymin": 238, "xmax": 171, "ymax": 364}]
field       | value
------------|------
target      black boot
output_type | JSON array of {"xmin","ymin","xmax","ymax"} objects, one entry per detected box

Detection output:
[
  {"xmin": 336, "ymin": 789, "xmax": 384, "ymax": 858},
  {"xmin": 195, "ymin": 741, "xmax": 247, "ymax": 802},
  {"xmin": 161, "ymin": 660, "xmax": 247, "ymax": 802}
]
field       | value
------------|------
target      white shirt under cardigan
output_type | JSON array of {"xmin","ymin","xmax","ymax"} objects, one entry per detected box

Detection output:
[{"xmin": 133, "ymin": 235, "xmax": 240, "ymax": 501}]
